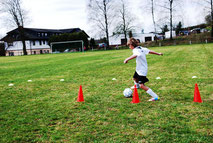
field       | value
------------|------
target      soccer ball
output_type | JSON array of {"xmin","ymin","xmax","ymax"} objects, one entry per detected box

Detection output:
[{"xmin": 123, "ymin": 88, "xmax": 133, "ymax": 98}]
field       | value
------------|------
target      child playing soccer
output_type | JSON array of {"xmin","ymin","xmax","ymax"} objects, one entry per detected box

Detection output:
[{"xmin": 124, "ymin": 38, "xmax": 163, "ymax": 101}]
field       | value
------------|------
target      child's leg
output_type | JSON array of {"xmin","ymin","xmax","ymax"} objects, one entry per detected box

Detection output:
[
  {"xmin": 140, "ymin": 84, "xmax": 159, "ymax": 100},
  {"xmin": 133, "ymin": 78, "xmax": 140, "ymax": 88}
]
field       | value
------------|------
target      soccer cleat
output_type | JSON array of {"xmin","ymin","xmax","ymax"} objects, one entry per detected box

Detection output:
[{"xmin": 148, "ymin": 98, "xmax": 158, "ymax": 101}]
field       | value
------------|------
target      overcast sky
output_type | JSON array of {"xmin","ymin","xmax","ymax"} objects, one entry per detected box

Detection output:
[{"xmin": 0, "ymin": 0, "xmax": 207, "ymax": 38}]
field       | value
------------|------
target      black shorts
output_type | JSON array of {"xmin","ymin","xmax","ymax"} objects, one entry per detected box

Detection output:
[{"xmin": 133, "ymin": 71, "xmax": 149, "ymax": 84}]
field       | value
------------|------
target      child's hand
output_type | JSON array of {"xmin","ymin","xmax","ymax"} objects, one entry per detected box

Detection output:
[
  {"xmin": 159, "ymin": 53, "xmax": 163, "ymax": 56},
  {"xmin": 124, "ymin": 59, "xmax": 128, "ymax": 64}
]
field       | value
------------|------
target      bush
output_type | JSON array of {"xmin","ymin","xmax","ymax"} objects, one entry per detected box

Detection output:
[{"xmin": 140, "ymin": 32, "xmax": 213, "ymax": 47}]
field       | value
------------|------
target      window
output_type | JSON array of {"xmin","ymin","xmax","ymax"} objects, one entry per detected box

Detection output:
[
  {"xmin": 121, "ymin": 39, "xmax": 127, "ymax": 45},
  {"xmin": 9, "ymin": 52, "xmax": 14, "ymax": 56},
  {"xmin": 43, "ymin": 40, "xmax": 45, "ymax": 45},
  {"xmin": 44, "ymin": 50, "xmax": 46, "ymax": 53},
  {"xmin": 45, "ymin": 33, "xmax": 48, "ymax": 37},
  {"xmin": 145, "ymin": 37, "xmax": 152, "ymax": 42},
  {"xmin": 8, "ymin": 42, "xmax": 13, "ymax": 46},
  {"xmin": 39, "ymin": 40, "xmax": 42, "ymax": 45},
  {"xmin": 47, "ymin": 50, "xmax": 49, "ymax": 53},
  {"xmin": 33, "ymin": 41, "xmax": 35, "ymax": 46},
  {"xmin": 41, "ymin": 33, "xmax": 44, "ymax": 37},
  {"xmin": 38, "ymin": 33, "xmax": 41, "ymax": 37},
  {"xmin": 34, "ymin": 51, "xmax": 36, "ymax": 54}
]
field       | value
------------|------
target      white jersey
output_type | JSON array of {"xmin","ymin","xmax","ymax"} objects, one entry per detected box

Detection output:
[{"xmin": 132, "ymin": 46, "xmax": 150, "ymax": 76}]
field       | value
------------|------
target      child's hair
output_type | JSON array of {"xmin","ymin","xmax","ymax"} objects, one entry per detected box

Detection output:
[{"xmin": 127, "ymin": 37, "xmax": 139, "ymax": 47}]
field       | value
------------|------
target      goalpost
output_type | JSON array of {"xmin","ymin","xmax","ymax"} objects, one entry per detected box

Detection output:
[{"xmin": 50, "ymin": 40, "xmax": 84, "ymax": 53}]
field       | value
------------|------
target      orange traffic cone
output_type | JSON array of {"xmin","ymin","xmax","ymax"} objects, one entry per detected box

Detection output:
[
  {"xmin": 77, "ymin": 85, "xmax": 84, "ymax": 102},
  {"xmin": 193, "ymin": 83, "xmax": 202, "ymax": 103},
  {"xmin": 131, "ymin": 85, "xmax": 140, "ymax": 103}
]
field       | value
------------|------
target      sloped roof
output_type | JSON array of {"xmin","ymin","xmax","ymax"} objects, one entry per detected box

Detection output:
[{"xmin": 2, "ymin": 27, "xmax": 89, "ymax": 41}]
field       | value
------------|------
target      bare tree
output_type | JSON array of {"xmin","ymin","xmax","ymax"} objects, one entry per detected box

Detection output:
[
  {"xmin": 141, "ymin": 0, "xmax": 157, "ymax": 33},
  {"xmin": 156, "ymin": 0, "xmax": 182, "ymax": 40},
  {"xmin": 158, "ymin": 0, "xmax": 174, "ymax": 40},
  {"xmin": 204, "ymin": 0, "xmax": 213, "ymax": 37},
  {"xmin": 0, "ymin": 0, "xmax": 28, "ymax": 55},
  {"xmin": 113, "ymin": 0, "xmax": 135, "ymax": 44},
  {"xmin": 151, "ymin": 0, "xmax": 157, "ymax": 34},
  {"xmin": 193, "ymin": 0, "xmax": 213, "ymax": 37},
  {"xmin": 88, "ymin": 0, "xmax": 115, "ymax": 49}
]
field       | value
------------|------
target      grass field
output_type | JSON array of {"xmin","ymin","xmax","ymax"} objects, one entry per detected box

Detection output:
[{"xmin": 0, "ymin": 44, "xmax": 213, "ymax": 142}]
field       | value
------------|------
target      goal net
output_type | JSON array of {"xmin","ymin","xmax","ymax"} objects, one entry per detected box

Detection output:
[{"xmin": 50, "ymin": 40, "xmax": 84, "ymax": 53}]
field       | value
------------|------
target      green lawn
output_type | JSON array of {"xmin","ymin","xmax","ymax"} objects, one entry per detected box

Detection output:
[{"xmin": 0, "ymin": 44, "xmax": 212, "ymax": 142}]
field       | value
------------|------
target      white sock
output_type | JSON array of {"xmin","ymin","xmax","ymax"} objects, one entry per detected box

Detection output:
[
  {"xmin": 134, "ymin": 81, "xmax": 140, "ymax": 88},
  {"xmin": 146, "ymin": 88, "xmax": 158, "ymax": 99}
]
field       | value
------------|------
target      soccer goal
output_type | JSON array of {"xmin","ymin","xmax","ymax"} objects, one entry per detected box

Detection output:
[{"xmin": 50, "ymin": 40, "xmax": 84, "ymax": 53}]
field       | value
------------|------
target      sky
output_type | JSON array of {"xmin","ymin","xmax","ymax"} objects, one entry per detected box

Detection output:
[{"xmin": 0, "ymin": 0, "xmax": 207, "ymax": 39}]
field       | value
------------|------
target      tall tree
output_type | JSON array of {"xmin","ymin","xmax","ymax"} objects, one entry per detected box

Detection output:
[
  {"xmin": 193, "ymin": 0, "xmax": 213, "ymax": 37},
  {"xmin": 157, "ymin": 0, "xmax": 182, "ymax": 40},
  {"xmin": 211, "ymin": 0, "xmax": 213, "ymax": 37},
  {"xmin": 204, "ymin": 0, "xmax": 213, "ymax": 37},
  {"xmin": 161, "ymin": 24, "xmax": 169, "ymax": 35},
  {"xmin": 0, "ymin": 0, "xmax": 28, "ymax": 55},
  {"xmin": 205, "ymin": 14, "xmax": 212, "ymax": 25},
  {"xmin": 89, "ymin": 38, "xmax": 96, "ymax": 49},
  {"xmin": 88, "ymin": 0, "xmax": 115, "ymax": 49},
  {"xmin": 151, "ymin": 0, "xmax": 157, "ymax": 33},
  {"xmin": 141, "ymin": 0, "xmax": 157, "ymax": 33},
  {"xmin": 175, "ymin": 21, "xmax": 182, "ymax": 35},
  {"xmin": 113, "ymin": 0, "xmax": 135, "ymax": 44},
  {"xmin": 169, "ymin": 0, "xmax": 173, "ymax": 40}
]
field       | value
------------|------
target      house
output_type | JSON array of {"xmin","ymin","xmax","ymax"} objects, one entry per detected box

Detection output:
[
  {"xmin": 109, "ymin": 35, "xmax": 127, "ymax": 46},
  {"xmin": 1, "ymin": 27, "xmax": 89, "ymax": 56},
  {"xmin": 133, "ymin": 32, "xmax": 163, "ymax": 43}
]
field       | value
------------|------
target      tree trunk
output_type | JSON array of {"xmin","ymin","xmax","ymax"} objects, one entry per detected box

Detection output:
[
  {"xmin": 18, "ymin": 26, "xmax": 27, "ymax": 55},
  {"xmin": 151, "ymin": 0, "xmax": 157, "ymax": 43},
  {"xmin": 151, "ymin": 0, "xmax": 157, "ymax": 33},
  {"xmin": 170, "ymin": 0, "xmax": 173, "ymax": 40},
  {"xmin": 211, "ymin": 0, "xmax": 213, "ymax": 37},
  {"xmin": 103, "ymin": 0, "xmax": 109, "ymax": 49},
  {"xmin": 21, "ymin": 39, "xmax": 27, "ymax": 55},
  {"xmin": 122, "ymin": 3, "xmax": 127, "ymax": 44}
]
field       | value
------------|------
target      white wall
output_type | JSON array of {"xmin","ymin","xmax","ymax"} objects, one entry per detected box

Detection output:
[
  {"xmin": 109, "ymin": 33, "xmax": 158, "ymax": 45},
  {"xmin": 165, "ymin": 31, "xmax": 176, "ymax": 39},
  {"xmin": 133, "ymin": 33, "xmax": 156, "ymax": 43},
  {"xmin": 109, "ymin": 35, "xmax": 122, "ymax": 45},
  {"xmin": 32, "ymin": 40, "xmax": 50, "ymax": 49},
  {"xmin": 5, "ymin": 40, "xmax": 50, "ymax": 51}
]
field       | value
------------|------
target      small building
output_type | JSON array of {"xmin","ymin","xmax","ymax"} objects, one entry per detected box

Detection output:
[
  {"xmin": 1, "ymin": 27, "xmax": 89, "ymax": 56},
  {"xmin": 109, "ymin": 32, "xmax": 161, "ymax": 46},
  {"xmin": 165, "ymin": 31, "xmax": 176, "ymax": 39},
  {"xmin": 133, "ymin": 32, "xmax": 161, "ymax": 43},
  {"xmin": 109, "ymin": 35, "xmax": 127, "ymax": 46}
]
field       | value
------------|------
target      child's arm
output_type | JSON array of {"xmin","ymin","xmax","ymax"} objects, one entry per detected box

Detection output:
[
  {"xmin": 124, "ymin": 55, "xmax": 137, "ymax": 64},
  {"xmin": 149, "ymin": 50, "xmax": 163, "ymax": 56}
]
